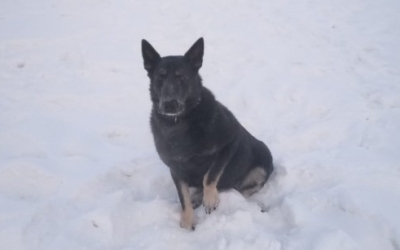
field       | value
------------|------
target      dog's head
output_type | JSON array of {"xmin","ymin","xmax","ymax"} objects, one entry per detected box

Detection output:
[{"xmin": 141, "ymin": 38, "xmax": 204, "ymax": 117}]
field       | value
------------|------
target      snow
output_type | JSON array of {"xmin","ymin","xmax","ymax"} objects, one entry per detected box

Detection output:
[{"xmin": 1, "ymin": 0, "xmax": 400, "ymax": 249}]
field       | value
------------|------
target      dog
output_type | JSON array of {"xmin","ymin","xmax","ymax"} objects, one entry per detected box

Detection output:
[{"xmin": 141, "ymin": 38, "xmax": 273, "ymax": 230}]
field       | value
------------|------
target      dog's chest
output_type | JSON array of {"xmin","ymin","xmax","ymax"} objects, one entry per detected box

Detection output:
[{"xmin": 151, "ymin": 117, "xmax": 213, "ymax": 165}]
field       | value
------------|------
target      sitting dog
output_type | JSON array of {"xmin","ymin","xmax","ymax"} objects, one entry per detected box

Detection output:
[{"xmin": 141, "ymin": 38, "xmax": 273, "ymax": 230}]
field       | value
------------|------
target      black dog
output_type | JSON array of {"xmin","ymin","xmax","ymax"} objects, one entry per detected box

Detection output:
[{"xmin": 141, "ymin": 38, "xmax": 273, "ymax": 230}]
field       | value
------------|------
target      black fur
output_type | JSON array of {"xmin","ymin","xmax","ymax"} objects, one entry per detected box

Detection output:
[{"xmin": 141, "ymin": 38, "xmax": 273, "ymax": 214}]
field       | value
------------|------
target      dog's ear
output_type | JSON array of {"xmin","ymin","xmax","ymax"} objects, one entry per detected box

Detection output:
[
  {"xmin": 184, "ymin": 38, "xmax": 204, "ymax": 70},
  {"xmin": 142, "ymin": 39, "xmax": 161, "ymax": 72}
]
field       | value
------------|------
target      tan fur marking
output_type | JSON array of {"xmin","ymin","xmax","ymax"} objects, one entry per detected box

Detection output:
[
  {"xmin": 202, "ymin": 170, "xmax": 224, "ymax": 211},
  {"xmin": 240, "ymin": 167, "xmax": 267, "ymax": 198},
  {"xmin": 240, "ymin": 167, "xmax": 266, "ymax": 188},
  {"xmin": 179, "ymin": 182, "xmax": 195, "ymax": 230}
]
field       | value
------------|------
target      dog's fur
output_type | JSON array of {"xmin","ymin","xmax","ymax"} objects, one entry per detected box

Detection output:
[{"xmin": 141, "ymin": 38, "xmax": 273, "ymax": 230}]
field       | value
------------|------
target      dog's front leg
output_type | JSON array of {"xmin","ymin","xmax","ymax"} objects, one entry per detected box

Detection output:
[
  {"xmin": 171, "ymin": 172, "xmax": 195, "ymax": 230},
  {"xmin": 203, "ymin": 142, "xmax": 238, "ymax": 214},
  {"xmin": 203, "ymin": 170, "xmax": 221, "ymax": 214}
]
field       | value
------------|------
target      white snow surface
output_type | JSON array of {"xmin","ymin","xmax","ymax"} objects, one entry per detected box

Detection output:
[{"xmin": 1, "ymin": 0, "xmax": 400, "ymax": 249}]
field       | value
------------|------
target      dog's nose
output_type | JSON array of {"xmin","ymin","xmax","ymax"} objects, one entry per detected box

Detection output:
[{"xmin": 160, "ymin": 100, "xmax": 180, "ymax": 114}]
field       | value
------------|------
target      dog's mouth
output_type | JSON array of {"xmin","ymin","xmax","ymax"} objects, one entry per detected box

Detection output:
[
  {"xmin": 158, "ymin": 99, "xmax": 185, "ymax": 117},
  {"xmin": 158, "ymin": 109, "xmax": 184, "ymax": 117}
]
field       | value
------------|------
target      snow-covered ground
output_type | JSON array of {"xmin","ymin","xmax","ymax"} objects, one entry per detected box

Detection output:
[{"xmin": 1, "ymin": 0, "xmax": 400, "ymax": 249}]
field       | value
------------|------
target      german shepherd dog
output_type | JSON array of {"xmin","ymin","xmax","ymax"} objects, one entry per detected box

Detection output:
[{"xmin": 141, "ymin": 38, "xmax": 273, "ymax": 230}]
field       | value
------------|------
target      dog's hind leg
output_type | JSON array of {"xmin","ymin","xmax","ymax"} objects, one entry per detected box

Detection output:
[
  {"xmin": 238, "ymin": 167, "xmax": 268, "ymax": 198},
  {"xmin": 239, "ymin": 140, "xmax": 274, "ymax": 198}
]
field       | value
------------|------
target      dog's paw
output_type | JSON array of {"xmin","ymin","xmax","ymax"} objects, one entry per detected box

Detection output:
[
  {"xmin": 180, "ymin": 218, "xmax": 195, "ymax": 231},
  {"xmin": 180, "ymin": 211, "xmax": 195, "ymax": 231},
  {"xmin": 203, "ymin": 188, "xmax": 219, "ymax": 214}
]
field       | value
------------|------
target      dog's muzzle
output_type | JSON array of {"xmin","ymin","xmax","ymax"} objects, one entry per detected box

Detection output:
[{"xmin": 159, "ymin": 99, "xmax": 185, "ymax": 116}]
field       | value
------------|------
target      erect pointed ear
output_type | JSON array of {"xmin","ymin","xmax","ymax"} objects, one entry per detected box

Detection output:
[
  {"xmin": 184, "ymin": 37, "xmax": 204, "ymax": 70},
  {"xmin": 141, "ymin": 39, "xmax": 161, "ymax": 71}
]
